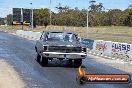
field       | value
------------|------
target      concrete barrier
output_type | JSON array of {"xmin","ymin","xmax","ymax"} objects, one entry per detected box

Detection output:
[
  {"xmin": 34, "ymin": 32, "xmax": 41, "ymax": 40},
  {"xmin": 111, "ymin": 42, "xmax": 132, "ymax": 61},
  {"xmin": 83, "ymin": 37, "xmax": 132, "ymax": 61},
  {"xmin": 103, "ymin": 41, "xmax": 112, "ymax": 58},
  {"xmin": 16, "ymin": 30, "xmax": 23, "ymax": 37},
  {"xmin": 128, "ymin": 44, "xmax": 132, "ymax": 61},
  {"xmin": 16, "ymin": 30, "xmax": 41, "ymax": 40},
  {"xmin": 94, "ymin": 40, "xmax": 105, "ymax": 55}
]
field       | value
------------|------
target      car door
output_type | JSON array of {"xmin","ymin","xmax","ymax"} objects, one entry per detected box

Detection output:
[{"xmin": 36, "ymin": 31, "xmax": 45, "ymax": 54}]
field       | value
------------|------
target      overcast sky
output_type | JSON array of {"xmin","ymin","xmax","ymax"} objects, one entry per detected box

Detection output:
[{"xmin": 0, "ymin": 0, "xmax": 131, "ymax": 18}]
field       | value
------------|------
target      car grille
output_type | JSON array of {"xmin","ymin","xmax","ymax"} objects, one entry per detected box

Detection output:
[{"xmin": 48, "ymin": 46, "xmax": 82, "ymax": 53}]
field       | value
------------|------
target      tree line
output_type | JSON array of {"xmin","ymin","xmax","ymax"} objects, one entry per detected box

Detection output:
[
  {"xmin": 33, "ymin": 0, "xmax": 132, "ymax": 27},
  {"xmin": 33, "ymin": 7, "xmax": 132, "ymax": 27}
]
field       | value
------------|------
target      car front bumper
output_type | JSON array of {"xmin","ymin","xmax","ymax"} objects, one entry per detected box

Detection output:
[{"xmin": 42, "ymin": 52, "xmax": 87, "ymax": 59}]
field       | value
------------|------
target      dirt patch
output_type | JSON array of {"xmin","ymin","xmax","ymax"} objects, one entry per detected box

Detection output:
[{"xmin": 0, "ymin": 59, "xmax": 26, "ymax": 88}]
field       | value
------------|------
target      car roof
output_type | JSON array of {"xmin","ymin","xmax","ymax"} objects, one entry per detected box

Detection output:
[{"xmin": 44, "ymin": 30, "xmax": 78, "ymax": 35}]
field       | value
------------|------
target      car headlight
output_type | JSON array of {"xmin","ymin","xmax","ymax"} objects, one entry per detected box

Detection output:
[
  {"xmin": 82, "ymin": 47, "xmax": 86, "ymax": 52},
  {"xmin": 43, "ymin": 46, "xmax": 48, "ymax": 51}
]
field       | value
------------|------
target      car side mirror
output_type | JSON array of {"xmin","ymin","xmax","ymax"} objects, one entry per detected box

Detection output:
[{"xmin": 77, "ymin": 37, "xmax": 81, "ymax": 42}]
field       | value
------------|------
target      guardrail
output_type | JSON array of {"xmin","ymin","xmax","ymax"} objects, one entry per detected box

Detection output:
[{"xmin": 16, "ymin": 30, "xmax": 132, "ymax": 61}]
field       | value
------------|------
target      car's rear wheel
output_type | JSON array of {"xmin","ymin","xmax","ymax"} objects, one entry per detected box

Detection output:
[
  {"xmin": 41, "ymin": 57, "xmax": 48, "ymax": 66},
  {"xmin": 37, "ymin": 54, "xmax": 41, "ymax": 62},
  {"xmin": 74, "ymin": 59, "xmax": 82, "ymax": 68}
]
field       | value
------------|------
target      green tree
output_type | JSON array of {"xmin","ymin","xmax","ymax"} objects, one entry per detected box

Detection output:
[
  {"xmin": 124, "ymin": 9, "xmax": 132, "ymax": 27},
  {"xmin": 5, "ymin": 14, "xmax": 13, "ymax": 25},
  {"xmin": 0, "ymin": 18, "xmax": 5, "ymax": 25},
  {"xmin": 34, "ymin": 8, "xmax": 50, "ymax": 25}
]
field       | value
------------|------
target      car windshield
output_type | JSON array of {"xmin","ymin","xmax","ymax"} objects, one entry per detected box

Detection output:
[
  {"xmin": 65, "ymin": 33, "xmax": 77, "ymax": 42},
  {"xmin": 46, "ymin": 32, "xmax": 77, "ymax": 42}
]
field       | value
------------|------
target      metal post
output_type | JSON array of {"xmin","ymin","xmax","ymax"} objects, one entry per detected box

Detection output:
[
  {"xmin": 50, "ymin": 0, "xmax": 52, "ymax": 26},
  {"xmin": 30, "ymin": 3, "xmax": 33, "ymax": 29},
  {"xmin": 87, "ymin": 9, "xmax": 89, "ymax": 37},
  {"xmin": 21, "ymin": 8, "xmax": 23, "ymax": 30},
  {"xmin": 32, "ymin": 8, "xmax": 33, "ymax": 29}
]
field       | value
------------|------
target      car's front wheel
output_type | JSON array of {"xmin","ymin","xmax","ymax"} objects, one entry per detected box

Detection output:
[
  {"xmin": 74, "ymin": 59, "xmax": 82, "ymax": 68},
  {"xmin": 41, "ymin": 56, "xmax": 48, "ymax": 66},
  {"xmin": 37, "ymin": 54, "xmax": 41, "ymax": 62}
]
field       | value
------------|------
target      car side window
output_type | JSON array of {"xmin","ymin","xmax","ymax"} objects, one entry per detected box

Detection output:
[{"xmin": 45, "ymin": 33, "xmax": 48, "ymax": 41}]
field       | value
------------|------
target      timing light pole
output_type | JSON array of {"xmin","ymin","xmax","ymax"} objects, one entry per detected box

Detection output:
[
  {"xmin": 50, "ymin": 0, "xmax": 52, "ymax": 26},
  {"xmin": 87, "ymin": 8, "xmax": 89, "ymax": 36},
  {"xmin": 21, "ymin": 8, "xmax": 23, "ymax": 30},
  {"xmin": 30, "ymin": 3, "xmax": 33, "ymax": 29}
]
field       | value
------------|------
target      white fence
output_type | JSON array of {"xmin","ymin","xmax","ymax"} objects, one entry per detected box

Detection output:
[{"xmin": 16, "ymin": 30, "xmax": 132, "ymax": 61}]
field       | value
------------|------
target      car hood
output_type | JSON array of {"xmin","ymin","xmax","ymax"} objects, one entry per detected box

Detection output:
[{"xmin": 43, "ymin": 41, "xmax": 81, "ymax": 47}]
